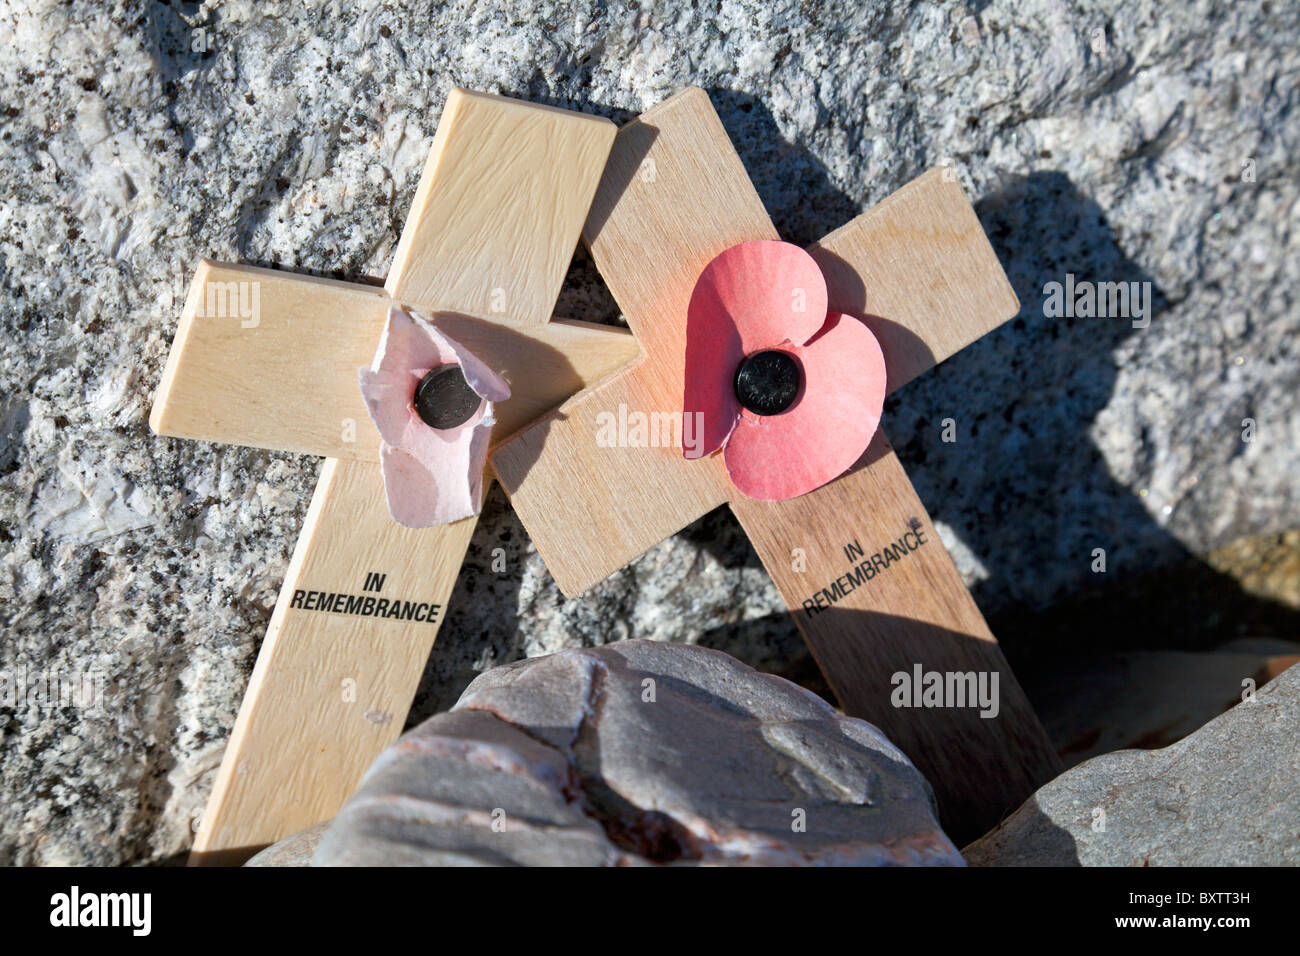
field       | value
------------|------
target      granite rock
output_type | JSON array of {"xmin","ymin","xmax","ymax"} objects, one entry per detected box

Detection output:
[
  {"xmin": 0, "ymin": 0, "xmax": 1297, "ymax": 864},
  {"xmin": 964, "ymin": 662, "xmax": 1300, "ymax": 866},
  {"xmin": 312, "ymin": 640, "xmax": 961, "ymax": 866}
]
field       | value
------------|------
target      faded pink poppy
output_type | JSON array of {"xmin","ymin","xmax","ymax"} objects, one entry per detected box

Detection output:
[
  {"xmin": 358, "ymin": 305, "xmax": 510, "ymax": 527},
  {"xmin": 683, "ymin": 240, "xmax": 887, "ymax": 501}
]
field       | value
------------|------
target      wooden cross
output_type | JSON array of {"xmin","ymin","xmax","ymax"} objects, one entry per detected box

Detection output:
[
  {"xmin": 150, "ymin": 90, "xmax": 638, "ymax": 865},
  {"xmin": 491, "ymin": 88, "xmax": 1062, "ymax": 842}
]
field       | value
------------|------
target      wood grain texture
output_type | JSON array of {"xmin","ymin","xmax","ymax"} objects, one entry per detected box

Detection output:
[
  {"xmin": 386, "ymin": 88, "xmax": 616, "ymax": 323},
  {"xmin": 189, "ymin": 458, "xmax": 477, "ymax": 865},
  {"xmin": 492, "ymin": 87, "xmax": 770, "ymax": 591},
  {"xmin": 581, "ymin": 87, "xmax": 779, "ymax": 366},
  {"xmin": 809, "ymin": 168, "xmax": 1020, "ymax": 394},
  {"xmin": 492, "ymin": 86, "xmax": 1057, "ymax": 839},
  {"xmin": 175, "ymin": 92, "xmax": 622, "ymax": 864},
  {"xmin": 731, "ymin": 432, "xmax": 1061, "ymax": 842},
  {"xmin": 492, "ymin": 363, "xmax": 730, "ymax": 591},
  {"xmin": 150, "ymin": 261, "xmax": 389, "ymax": 460},
  {"xmin": 150, "ymin": 262, "xmax": 638, "ymax": 460}
]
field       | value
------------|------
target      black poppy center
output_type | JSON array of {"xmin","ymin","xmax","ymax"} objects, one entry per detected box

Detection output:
[
  {"xmin": 734, "ymin": 349, "xmax": 800, "ymax": 416},
  {"xmin": 414, "ymin": 364, "xmax": 481, "ymax": 430}
]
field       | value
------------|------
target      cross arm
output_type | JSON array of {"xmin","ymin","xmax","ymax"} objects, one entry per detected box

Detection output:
[
  {"xmin": 149, "ymin": 260, "xmax": 639, "ymax": 460},
  {"xmin": 149, "ymin": 260, "xmax": 389, "ymax": 460},
  {"xmin": 808, "ymin": 168, "xmax": 1020, "ymax": 393},
  {"xmin": 491, "ymin": 361, "xmax": 732, "ymax": 589}
]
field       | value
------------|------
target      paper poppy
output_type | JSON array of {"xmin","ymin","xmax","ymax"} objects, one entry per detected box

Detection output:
[
  {"xmin": 358, "ymin": 305, "xmax": 510, "ymax": 527},
  {"xmin": 683, "ymin": 240, "xmax": 887, "ymax": 501}
]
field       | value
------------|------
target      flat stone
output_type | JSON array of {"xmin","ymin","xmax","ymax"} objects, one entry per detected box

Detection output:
[
  {"xmin": 964, "ymin": 662, "xmax": 1300, "ymax": 866},
  {"xmin": 244, "ymin": 821, "xmax": 328, "ymax": 867},
  {"xmin": 313, "ymin": 641, "xmax": 961, "ymax": 866}
]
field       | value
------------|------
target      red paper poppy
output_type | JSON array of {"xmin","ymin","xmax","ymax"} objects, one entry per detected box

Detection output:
[{"xmin": 683, "ymin": 240, "xmax": 887, "ymax": 501}]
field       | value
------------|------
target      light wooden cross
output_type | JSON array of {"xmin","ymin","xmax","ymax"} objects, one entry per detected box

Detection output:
[
  {"xmin": 492, "ymin": 88, "xmax": 1062, "ymax": 842},
  {"xmin": 150, "ymin": 90, "xmax": 638, "ymax": 865}
]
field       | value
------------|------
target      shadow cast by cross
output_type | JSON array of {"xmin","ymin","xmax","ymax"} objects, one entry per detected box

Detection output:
[{"xmin": 897, "ymin": 172, "xmax": 1300, "ymax": 665}]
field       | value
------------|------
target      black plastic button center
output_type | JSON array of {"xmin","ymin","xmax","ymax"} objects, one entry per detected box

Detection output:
[
  {"xmin": 414, "ymin": 364, "xmax": 481, "ymax": 430},
  {"xmin": 734, "ymin": 350, "xmax": 800, "ymax": 416}
]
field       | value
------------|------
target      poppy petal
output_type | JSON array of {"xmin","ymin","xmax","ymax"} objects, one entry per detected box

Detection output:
[
  {"xmin": 682, "ymin": 302, "xmax": 741, "ymax": 458},
  {"xmin": 359, "ymin": 306, "xmax": 458, "ymax": 446},
  {"xmin": 357, "ymin": 365, "xmax": 415, "ymax": 447},
  {"xmin": 684, "ymin": 241, "xmax": 830, "ymax": 459},
  {"xmin": 379, "ymin": 442, "xmax": 474, "ymax": 527},
  {"xmin": 697, "ymin": 240, "xmax": 829, "ymax": 351},
  {"xmin": 399, "ymin": 398, "xmax": 490, "ymax": 465},
  {"xmin": 723, "ymin": 313, "xmax": 886, "ymax": 501},
  {"xmin": 409, "ymin": 309, "xmax": 511, "ymax": 403},
  {"xmin": 360, "ymin": 304, "xmax": 504, "ymax": 527},
  {"xmin": 376, "ymin": 305, "xmax": 460, "ymax": 377}
]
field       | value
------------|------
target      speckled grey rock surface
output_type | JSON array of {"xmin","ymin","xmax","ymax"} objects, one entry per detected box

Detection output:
[
  {"xmin": 1, "ymin": 1, "xmax": 1297, "ymax": 864},
  {"xmin": 311, "ymin": 640, "xmax": 961, "ymax": 866},
  {"xmin": 964, "ymin": 662, "xmax": 1300, "ymax": 866}
]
